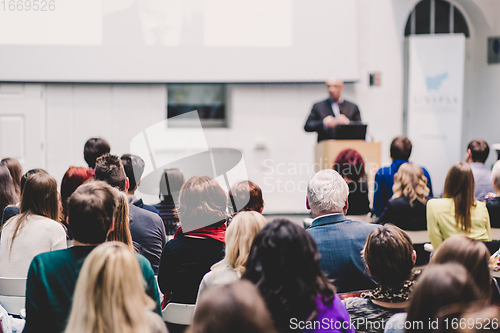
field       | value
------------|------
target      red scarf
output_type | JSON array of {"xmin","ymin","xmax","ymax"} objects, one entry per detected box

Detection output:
[{"xmin": 173, "ymin": 223, "xmax": 226, "ymax": 243}]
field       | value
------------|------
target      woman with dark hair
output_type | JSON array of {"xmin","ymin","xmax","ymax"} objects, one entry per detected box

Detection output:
[
  {"xmin": 377, "ymin": 163, "xmax": 429, "ymax": 230},
  {"xmin": 157, "ymin": 176, "xmax": 226, "ymax": 307},
  {"xmin": 1, "ymin": 157, "xmax": 23, "ymax": 199},
  {"xmin": 427, "ymin": 162, "xmax": 491, "ymax": 249},
  {"xmin": 155, "ymin": 168, "xmax": 185, "ymax": 235},
  {"xmin": 188, "ymin": 280, "xmax": 277, "ymax": 333},
  {"xmin": 333, "ymin": 149, "xmax": 370, "ymax": 215},
  {"xmin": 385, "ymin": 263, "xmax": 487, "ymax": 333},
  {"xmin": 2, "ymin": 168, "xmax": 47, "ymax": 226},
  {"xmin": 343, "ymin": 225, "xmax": 416, "ymax": 333},
  {"xmin": 0, "ymin": 172, "xmax": 66, "ymax": 277},
  {"xmin": 243, "ymin": 219, "xmax": 354, "ymax": 333},
  {"xmin": 431, "ymin": 235, "xmax": 495, "ymax": 302},
  {"xmin": 0, "ymin": 165, "xmax": 17, "ymax": 219}
]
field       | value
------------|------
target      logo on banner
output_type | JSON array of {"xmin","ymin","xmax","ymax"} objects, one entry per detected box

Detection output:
[
  {"xmin": 412, "ymin": 71, "xmax": 457, "ymax": 108},
  {"xmin": 425, "ymin": 72, "xmax": 448, "ymax": 91}
]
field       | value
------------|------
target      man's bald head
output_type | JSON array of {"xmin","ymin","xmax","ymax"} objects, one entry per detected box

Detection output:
[{"xmin": 326, "ymin": 77, "xmax": 344, "ymax": 102}]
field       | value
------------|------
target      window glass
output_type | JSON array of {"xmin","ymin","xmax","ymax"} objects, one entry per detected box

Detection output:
[
  {"xmin": 435, "ymin": 0, "xmax": 450, "ymax": 34},
  {"xmin": 167, "ymin": 84, "xmax": 227, "ymax": 128}
]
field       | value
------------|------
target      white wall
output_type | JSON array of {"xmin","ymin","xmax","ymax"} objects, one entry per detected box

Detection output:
[
  {"xmin": 42, "ymin": 83, "xmax": 351, "ymax": 214},
  {"xmin": 1, "ymin": 0, "xmax": 499, "ymax": 212}
]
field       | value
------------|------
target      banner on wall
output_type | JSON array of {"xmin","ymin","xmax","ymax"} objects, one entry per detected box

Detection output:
[{"xmin": 407, "ymin": 34, "xmax": 465, "ymax": 196}]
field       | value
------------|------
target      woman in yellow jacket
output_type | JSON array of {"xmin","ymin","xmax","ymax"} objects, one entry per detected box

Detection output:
[{"xmin": 427, "ymin": 162, "xmax": 491, "ymax": 249}]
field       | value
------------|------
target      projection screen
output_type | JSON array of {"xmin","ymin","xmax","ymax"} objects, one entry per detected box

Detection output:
[{"xmin": 0, "ymin": 0, "xmax": 358, "ymax": 82}]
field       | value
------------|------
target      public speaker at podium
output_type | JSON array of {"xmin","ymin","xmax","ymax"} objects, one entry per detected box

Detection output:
[{"xmin": 304, "ymin": 77, "xmax": 362, "ymax": 142}]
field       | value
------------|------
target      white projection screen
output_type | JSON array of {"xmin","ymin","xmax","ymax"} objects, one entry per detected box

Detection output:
[{"xmin": 0, "ymin": 0, "xmax": 358, "ymax": 82}]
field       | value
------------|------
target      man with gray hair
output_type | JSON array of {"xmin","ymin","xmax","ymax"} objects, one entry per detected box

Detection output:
[{"xmin": 306, "ymin": 169, "xmax": 379, "ymax": 292}]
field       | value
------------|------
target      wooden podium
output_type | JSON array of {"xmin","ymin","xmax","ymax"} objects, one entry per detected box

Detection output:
[{"xmin": 315, "ymin": 140, "xmax": 381, "ymax": 202}]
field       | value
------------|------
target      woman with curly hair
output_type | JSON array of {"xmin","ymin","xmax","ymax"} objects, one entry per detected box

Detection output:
[
  {"xmin": 243, "ymin": 219, "xmax": 354, "ymax": 333},
  {"xmin": 377, "ymin": 162, "xmax": 430, "ymax": 230}
]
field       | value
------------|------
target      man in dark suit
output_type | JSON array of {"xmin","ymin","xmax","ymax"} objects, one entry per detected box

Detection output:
[
  {"xmin": 304, "ymin": 77, "xmax": 361, "ymax": 142},
  {"xmin": 94, "ymin": 154, "xmax": 167, "ymax": 274}
]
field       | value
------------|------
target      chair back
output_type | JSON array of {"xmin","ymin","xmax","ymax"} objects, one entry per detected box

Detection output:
[
  {"xmin": 0, "ymin": 277, "xmax": 26, "ymax": 316},
  {"xmin": 162, "ymin": 303, "xmax": 196, "ymax": 325},
  {"xmin": 491, "ymin": 228, "xmax": 500, "ymax": 240},
  {"xmin": 404, "ymin": 230, "xmax": 430, "ymax": 244}
]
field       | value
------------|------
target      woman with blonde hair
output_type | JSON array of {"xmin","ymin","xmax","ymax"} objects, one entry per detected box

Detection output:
[
  {"xmin": 64, "ymin": 242, "xmax": 167, "ymax": 333},
  {"xmin": 0, "ymin": 172, "xmax": 66, "ymax": 277},
  {"xmin": 427, "ymin": 162, "xmax": 491, "ymax": 249},
  {"xmin": 106, "ymin": 191, "xmax": 136, "ymax": 252},
  {"xmin": 377, "ymin": 162, "xmax": 430, "ymax": 230},
  {"xmin": 197, "ymin": 211, "xmax": 267, "ymax": 298}
]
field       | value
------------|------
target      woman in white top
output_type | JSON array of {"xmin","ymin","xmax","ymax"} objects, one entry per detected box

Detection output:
[
  {"xmin": 0, "ymin": 171, "xmax": 67, "ymax": 277},
  {"xmin": 197, "ymin": 211, "xmax": 267, "ymax": 299}
]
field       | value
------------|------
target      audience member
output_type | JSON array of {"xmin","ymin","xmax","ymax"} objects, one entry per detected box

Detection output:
[
  {"xmin": 376, "ymin": 163, "xmax": 429, "ymax": 230},
  {"xmin": 1, "ymin": 157, "xmax": 23, "ymax": 198},
  {"xmin": 431, "ymin": 235, "xmax": 494, "ymax": 302},
  {"xmin": 485, "ymin": 160, "xmax": 500, "ymax": 228},
  {"xmin": 343, "ymin": 225, "xmax": 416, "ymax": 333},
  {"xmin": 187, "ymin": 281, "xmax": 277, "ymax": 333},
  {"xmin": 155, "ymin": 168, "xmax": 185, "ymax": 235},
  {"xmin": 244, "ymin": 219, "xmax": 355, "ymax": 333},
  {"xmin": 94, "ymin": 154, "xmax": 166, "ymax": 273},
  {"xmin": 385, "ymin": 264, "xmax": 487, "ymax": 333},
  {"xmin": 197, "ymin": 211, "xmax": 267, "ymax": 298},
  {"xmin": 333, "ymin": 149, "xmax": 370, "ymax": 215},
  {"xmin": 306, "ymin": 169, "xmax": 379, "ymax": 292},
  {"xmin": 0, "ymin": 164, "xmax": 17, "ymax": 219},
  {"xmin": 83, "ymin": 137, "xmax": 110, "ymax": 169},
  {"xmin": 157, "ymin": 176, "xmax": 226, "ymax": 307},
  {"xmin": 121, "ymin": 153, "xmax": 160, "ymax": 215},
  {"xmin": 228, "ymin": 180, "xmax": 264, "ymax": 215},
  {"xmin": 0, "ymin": 172, "xmax": 66, "ymax": 278},
  {"xmin": 60, "ymin": 166, "xmax": 94, "ymax": 238},
  {"xmin": 466, "ymin": 139, "xmax": 494, "ymax": 200},
  {"xmin": 373, "ymin": 136, "xmax": 433, "ymax": 217},
  {"xmin": 1, "ymin": 168, "xmax": 47, "ymax": 225},
  {"xmin": 427, "ymin": 162, "xmax": 491, "ymax": 249},
  {"xmin": 106, "ymin": 191, "xmax": 136, "ymax": 252},
  {"xmin": 63, "ymin": 242, "xmax": 167, "ymax": 333},
  {"xmin": 23, "ymin": 181, "xmax": 161, "ymax": 333}
]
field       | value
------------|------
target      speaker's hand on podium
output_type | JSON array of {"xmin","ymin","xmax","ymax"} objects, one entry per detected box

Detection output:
[{"xmin": 323, "ymin": 115, "xmax": 350, "ymax": 128}]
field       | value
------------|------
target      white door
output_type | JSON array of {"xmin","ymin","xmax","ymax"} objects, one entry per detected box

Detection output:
[{"xmin": 0, "ymin": 84, "xmax": 45, "ymax": 171}]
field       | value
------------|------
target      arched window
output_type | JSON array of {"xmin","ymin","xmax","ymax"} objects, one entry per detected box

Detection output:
[{"xmin": 404, "ymin": 0, "xmax": 469, "ymax": 37}]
